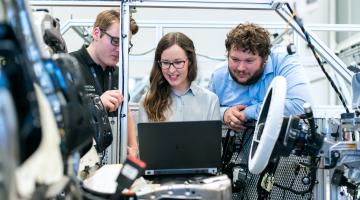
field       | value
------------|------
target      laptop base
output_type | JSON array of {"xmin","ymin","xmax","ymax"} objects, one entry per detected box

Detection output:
[
  {"xmin": 145, "ymin": 168, "xmax": 218, "ymax": 176},
  {"xmin": 135, "ymin": 174, "xmax": 232, "ymax": 200}
]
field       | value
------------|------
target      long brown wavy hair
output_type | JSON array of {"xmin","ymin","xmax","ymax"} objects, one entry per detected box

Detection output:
[{"xmin": 143, "ymin": 32, "xmax": 197, "ymax": 121}]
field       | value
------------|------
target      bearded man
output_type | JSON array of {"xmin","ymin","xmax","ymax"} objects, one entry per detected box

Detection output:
[{"xmin": 209, "ymin": 23, "xmax": 312, "ymax": 132}]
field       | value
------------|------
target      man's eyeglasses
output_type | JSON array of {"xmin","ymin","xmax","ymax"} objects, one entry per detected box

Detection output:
[
  {"xmin": 158, "ymin": 60, "xmax": 186, "ymax": 70},
  {"xmin": 100, "ymin": 29, "xmax": 119, "ymax": 47}
]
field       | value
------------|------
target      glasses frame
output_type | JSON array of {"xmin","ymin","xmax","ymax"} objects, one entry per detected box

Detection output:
[
  {"xmin": 158, "ymin": 60, "xmax": 187, "ymax": 70},
  {"xmin": 100, "ymin": 29, "xmax": 119, "ymax": 47}
]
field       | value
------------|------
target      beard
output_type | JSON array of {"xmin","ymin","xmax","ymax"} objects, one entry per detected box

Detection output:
[{"xmin": 229, "ymin": 63, "xmax": 265, "ymax": 86}]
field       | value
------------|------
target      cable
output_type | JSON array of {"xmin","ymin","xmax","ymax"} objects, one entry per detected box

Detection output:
[
  {"xmin": 197, "ymin": 53, "xmax": 226, "ymax": 62},
  {"xmin": 233, "ymin": 126, "xmax": 255, "ymax": 200},
  {"xmin": 233, "ymin": 128, "xmax": 253, "ymax": 162},
  {"xmin": 285, "ymin": 3, "xmax": 350, "ymax": 113},
  {"xmin": 130, "ymin": 48, "xmax": 155, "ymax": 56}
]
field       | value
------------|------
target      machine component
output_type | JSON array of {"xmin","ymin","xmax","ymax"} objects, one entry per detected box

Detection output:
[
  {"xmin": 352, "ymin": 73, "xmax": 360, "ymax": 113},
  {"xmin": 81, "ymin": 156, "xmax": 146, "ymax": 199},
  {"xmin": 86, "ymin": 93, "xmax": 113, "ymax": 153},
  {"xmin": 283, "ymin": 115, "xmax": 324, "ymax": 158},
  {"xmin": 135, "ymin": 175, "xmax": 232, "ymax": 200},
  {"xmin": 247, "ymin": 73, "xmax": 360, "ymax": 198},
  {"xmin": 248, "ymin": 76, "xmax": 287, "ymax": 174},
  {"xmin": 32, "ymin": 9, "xmax": 67, "ymax": 54},
  {"xmin": 0, "ymin": 22, "xmax": 42, "ymax": 164},
  {"xmin": 332, "ymin": 169, "xmax": 357, "ymax": 195},
  {"xmin": 0, "ymin": 1, "xmax": 103, "ymax": 198},
  {"xmin": 248, "ymin": 78, "xmax": 360, "ymax": 171},
  {"xmin": 287, "ymin": 43, "xmax": 296, "ymax": 55},
  {"xmin": 33, "ymin": 11, "xmax": 113, "ymax": 158},
  {"xmin": 45, "ymin": 55, "xmax": 95, "ymax": 156},
  {"xmin": 0, "ymin": 75, "xmax": 18, "ymax": 200},
  {"xmin": 114, "ymin": 156, "xmax": 146, "ymax": 195},
  {"xmin": 15, "ymin": 84, "xmax": 64, "ymax": 198}
]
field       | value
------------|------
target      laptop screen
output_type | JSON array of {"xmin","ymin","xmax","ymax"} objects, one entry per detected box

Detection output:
[{"xmin": 137, "ymin": 120, "xmax": 222, "ymax": 175}]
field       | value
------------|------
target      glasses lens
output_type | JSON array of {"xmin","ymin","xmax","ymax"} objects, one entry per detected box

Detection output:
[
  {"xmin": 159, "ymin": 61, "xmax": 169, "ymax": 69},
  {"xmin": 101, "ymin": 29, "xmax": 119, "ymax": 46},
  {"xmin": 111, "ymin": 37, "xmax": 119, "ymax": 46},
  {"xmin": 173, "ymin": 61, "xmax": 185, "ymax": 69}
]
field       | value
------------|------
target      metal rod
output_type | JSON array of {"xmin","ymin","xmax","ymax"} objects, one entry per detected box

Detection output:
[
  {"xmin": 276, "ymin": 3, "xmax": 353, "ymax": 84},
  {"xmin": 29, "ymin": 0, "xmax": 276, "ymax": 10},
  {"xmin": 119, "ymin": 2, "xmax": 130, "ymax": 163},
  {"xmin": 61, "ymin": 19, "xmax": 360, "ymax": 35},
  {"xmin": 128, "ymin": 1, "xmax": 275, "ymax": 10},
  {"xmin": 29, "ymin": 1, "xmax": 121, "ymax": 6}
]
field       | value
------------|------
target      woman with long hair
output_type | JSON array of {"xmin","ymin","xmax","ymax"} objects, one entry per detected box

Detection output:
[{"xmin": 139, "ymin": 32, "xmax": 220, "ymax": 122}]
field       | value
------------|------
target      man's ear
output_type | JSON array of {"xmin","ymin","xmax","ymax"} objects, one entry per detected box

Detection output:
[{"xmin": 93, "ymin": 27, "xmax": 101, "ymax": 41}]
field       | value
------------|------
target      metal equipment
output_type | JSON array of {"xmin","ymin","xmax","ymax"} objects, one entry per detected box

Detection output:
[
  {"xmin": 15, "ymin": 0, "xmax": 360, "ymax": 199},
  {"xmin": 135, "ymin": 175, "xmax": 232, "ymax": 200},
  {"xmin": 249, "ymin": 76, "xmax": 360, "ymax": 199}
]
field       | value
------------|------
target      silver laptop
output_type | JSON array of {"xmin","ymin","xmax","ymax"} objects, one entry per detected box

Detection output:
[{"xmin": 137, "ymin": 120, "xmax": 222, "ymax": 175}]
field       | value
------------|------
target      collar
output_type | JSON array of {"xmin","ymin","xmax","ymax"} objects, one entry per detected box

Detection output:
[
  {"xmin": 262, "ymin": 55, "xmax": 274, "ymax": 77},
  {"xmin": 171, "ymin": 82, "xmax": 197, "ymax": 97},
  {"xmin": 80, "ymin": 45, "xmax": 98, "ymax": 67},
  {"xmin": 189, "ymin": 82, "xmax": 199, "ymax": 96}
]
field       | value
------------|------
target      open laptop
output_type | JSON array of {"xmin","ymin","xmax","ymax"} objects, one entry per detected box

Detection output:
[{"xmin": 137, "ymin": 120, "xmax": 222, "ymax": 175}]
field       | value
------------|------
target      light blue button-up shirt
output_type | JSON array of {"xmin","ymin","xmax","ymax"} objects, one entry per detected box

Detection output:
[
  {"xmin": 139, "ymin": 83, "xmax": 220, "ymax": 122},
  {"xmin": 209, "ymin": 45, "xmax": 312, "ymax": 121}
]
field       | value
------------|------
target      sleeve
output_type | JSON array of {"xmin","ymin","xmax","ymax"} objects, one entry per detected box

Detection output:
[
  {"xmin": 208, "ymin": 70, "xmax": 228, "ymax": 122},
  {"xmin": 277, "ymin": 54, "xmax": 312, "ymax": 116},
  {"xmin": 244, "ymin": 104, "xmax": 261, "ymax": 121}
]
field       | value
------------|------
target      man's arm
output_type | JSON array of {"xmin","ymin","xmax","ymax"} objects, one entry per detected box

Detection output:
[
  {"xmin": 208, "ymin": 63, "xmax": 251, "ymax": 131},
  {"xmin": 209, "ymin": 69, "xmax": 245, "ymax": 131},
  {"xmin": 223, "ymin": 105, "xmax": 246, "ymax": 132},
  {"xmin": 208, "ymin": 71, "xmax": 227, "ymax": 122},
  {"xmin": 280, "ymin": 54, "xmax": 312, "ymax": 116}
]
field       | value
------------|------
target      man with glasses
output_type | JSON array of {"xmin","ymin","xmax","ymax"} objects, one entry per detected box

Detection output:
[{"xmin": 70, "ymin": 9, "xmax": 139, "ymax": 157}]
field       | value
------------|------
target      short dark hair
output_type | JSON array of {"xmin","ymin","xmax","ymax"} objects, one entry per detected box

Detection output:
[{"xmin": 225, "ymin": 23, "xmax": 271, "ymax": 59}]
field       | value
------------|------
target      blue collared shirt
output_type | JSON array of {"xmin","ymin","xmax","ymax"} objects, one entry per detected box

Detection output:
[
  {"xmin": 139, "ymin": 83, "xmax": 220, "ymax": 122},
  {"xmin": 209, "ymin": 45, "xmax": 312, "ymax": 121}
]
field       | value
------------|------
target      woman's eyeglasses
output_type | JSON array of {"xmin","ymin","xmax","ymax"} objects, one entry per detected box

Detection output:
[
  {"xmin": 100, "ymin": 29, "xmax": 119, "ymax": 46},
  {"xmin": 158, "ymin": 60, "xmax": 186, "ymax": 70}
]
